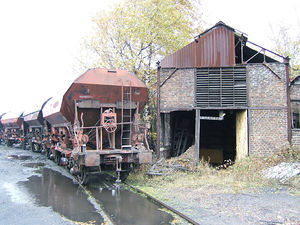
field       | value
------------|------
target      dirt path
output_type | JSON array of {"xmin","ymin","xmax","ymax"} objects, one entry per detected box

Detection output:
[{"xmin": 159, "ymin": 186, "xmax": 300, "ymax": 225}]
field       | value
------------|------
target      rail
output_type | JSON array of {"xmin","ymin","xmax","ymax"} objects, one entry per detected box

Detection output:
[{"xmin": 105, "ymin": 173, "xmax": 199, "ymax": 225}]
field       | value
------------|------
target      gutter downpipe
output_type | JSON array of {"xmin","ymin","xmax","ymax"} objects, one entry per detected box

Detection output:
[
  {"xmin": 156, "ymin": 62, "xmax": 161, "ymax": 159},
  {"xmin": 285, "ymin": 57, "xmax": 291, "ymax": 144}
]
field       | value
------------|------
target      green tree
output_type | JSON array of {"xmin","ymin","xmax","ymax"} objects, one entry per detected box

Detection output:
[
  {"xmin": 270, "ymin": 24, "xmax": 300, "ymax": 78},
  {"xmin": 83, "ymin": 0, "xmax": 203, "ymax": 148},
  {"xmin": 87, "ymin": 0, "xmax": 201, "ymax": 78}
]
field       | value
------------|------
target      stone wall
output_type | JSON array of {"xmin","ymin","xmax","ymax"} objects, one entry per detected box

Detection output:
[
  {"xmin": 160, "ymin": 68, "xmax": 194, "ymax": 111},
  {"xmin": 248, "ymin": 63, "xmax": 289, "ymax": 156}
]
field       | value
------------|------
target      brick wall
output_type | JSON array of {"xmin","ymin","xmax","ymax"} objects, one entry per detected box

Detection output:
[
  {"xmin": 159, "ymin": 63, "xmax": 289, "ymax": 157},
  {"xmin": 248, "ymin": 63, "xmax": 289, "ymax": 156},
  {"xmin": 160, "ymin": 68, "xmax": 194, "ymax": 111},
  {"xmin": 249, "ymin": 109, "xmax": 288, "ymax": 156},
  {"xmin": 248, "ymin": 63, "xmax": 287, "ymax": 107},
  {"xmin": 290, "ymin": 84, "xmax": 300, "ymax": 99}
]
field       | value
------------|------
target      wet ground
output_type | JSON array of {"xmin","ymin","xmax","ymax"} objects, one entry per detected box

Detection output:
[
  {"xmin": 87, "ymin": 175, "xmax": 173, "ymax": 225},
  {"xmin": 0, "ymin": 145, "xmax": 174, "ymax": 225}
]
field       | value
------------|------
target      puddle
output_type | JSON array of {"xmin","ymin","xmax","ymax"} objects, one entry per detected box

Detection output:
[
  {"xmin": 8, "ymin": 154, "xmax": 32, "ymax": 160},
  {"xmin": 19, "ymin": 168, "xmax": 104, "ymax": 225},
  {"xmin": 22, "ymin": 162, "xmax": 45, "ymax": 168},
  {"xmin": 87, "ymin": 175, "xmax": 173, "ymax": 225}
]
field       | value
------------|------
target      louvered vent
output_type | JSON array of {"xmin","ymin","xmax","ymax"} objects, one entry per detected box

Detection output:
[{"xmin": 196, "ymin": 66, "xmax": 247, "ymax": 107}]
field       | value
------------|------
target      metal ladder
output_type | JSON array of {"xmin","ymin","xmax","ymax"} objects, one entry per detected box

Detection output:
[{"xmin": 121, "ymin": 83, "xmax": 132, "ymax": 150}]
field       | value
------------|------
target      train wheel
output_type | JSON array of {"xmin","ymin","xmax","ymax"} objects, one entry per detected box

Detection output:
[
  {"xmin": 46, "ymin": 149, "xmax": 51, "ymax": 159},
  {"xmin": 78, "ymin": 167, "xmax": 88, "ymax": 185},
  {"xmin": 120, "ymin": 171, "xmax": 130, "ymax": 182},
  {"xmin": 31, "ymin": 143, "xmax": 37, "ymax": 152},
  {"xmin": 34, "ymin": 143, "xmax": 40, "ymax": 152},
  {"xmin": 7, "ymin": 140, "xmax": 12, "ymax": 147},
  {"xmin": 56, "ymin": 154, "xmax": 61, "ymax": 166}
]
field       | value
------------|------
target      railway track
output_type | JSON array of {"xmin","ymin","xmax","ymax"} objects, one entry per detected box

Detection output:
[
  {"xmin": 74, "ymin": 176, "xmax": 115, "ymax": 225},
  {"xmin": 3, "ymin": 144, "xmax": 199, "ymax": 225},
  {"xmin": 105, "ymin": 173, "xmax": 200, "ymax": 225}
]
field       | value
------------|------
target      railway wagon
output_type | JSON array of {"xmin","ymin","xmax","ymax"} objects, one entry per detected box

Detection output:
[
  {"xmin": 0, "ymin": 112, "xmax": 24, "ymax": 147},
  {"xmin": 22, "ymin": 98, "xmax": 52, "ymax": 151},
  {"xmin": 43, "ymin": 68, "xmax": 152, "ymax": 184},
  {"xmin": 42, "ymin": 96, "xmax": 71, "ymax": 157},
  {"xmin": 0, "ymin": 113, "xmax": 6, "ymax": 144}
]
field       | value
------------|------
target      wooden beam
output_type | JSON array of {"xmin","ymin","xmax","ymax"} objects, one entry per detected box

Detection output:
[{"xmin": 195, "ymin": 109, "xmax": 200, "ymax": 165}]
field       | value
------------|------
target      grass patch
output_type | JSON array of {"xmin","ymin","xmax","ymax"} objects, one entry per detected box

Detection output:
[{"xmin": 127, "ymin": 147, "xmax": 300, "ymax": 198}]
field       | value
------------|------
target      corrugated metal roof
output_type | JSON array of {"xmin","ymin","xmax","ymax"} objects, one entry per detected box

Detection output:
[{"xmin": 161, "ymin": 22, "xmax": 235, "ymax": 68}]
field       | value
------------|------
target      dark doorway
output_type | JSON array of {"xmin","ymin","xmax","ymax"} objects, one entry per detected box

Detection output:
[
  {"xmin": 200, "ymin": 110, "xmax": 236, "ymax": 164},
  {"xmin": 169, "ymin": 110, "xmax": 195, "ymax": 157}
]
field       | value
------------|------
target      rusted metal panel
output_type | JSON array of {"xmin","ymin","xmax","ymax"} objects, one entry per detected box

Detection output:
[
  {"xmin": 84, "ymin": 151, "xmax": 100, "ymax": 167},
  {"xmin": 161, "ymin": 24, "xmax": 235, "ymax": 68},
  {"xmin": 195, "ymin": 26, "xmax": 235, "ymax": 67},
  {"xmin": 76, "ymin": 100, "xmax": 101, "ymax": 108},
  {"xmin": 138, "ymin": 151, "xmax": 152, "ymax": 164},
  {"xmin": 1, "ymin": 112, "xmax": 23, "ymax": 128},
  {"xmin": 23, "ymin": 111, "xmax": 43, "ymax": 127},
  {"xmin": 161, "ymin": 42, "xmax": 195, "ymax": 68},
  {"xmin": 42, "ymin": 68, "xmax": 148, "ymax": 128},
  {"xmin": 74, "ymin": 68, "xmax": 147, "ymax": 87},
  {"xmin": 61, "ymin": 68, "xmax": 148, "ymax": 123}
]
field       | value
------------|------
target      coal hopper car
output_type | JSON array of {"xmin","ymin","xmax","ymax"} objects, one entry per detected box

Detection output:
[
  {"xmin": 0, "ymin": 112, "xmax": 24, "ymax": 147},
  {"xmin": 42, "ymin": 96, "xmax": 72, "ymax": 159},
  {"xmin": 0, "ymin": 113, "xmax": 6, "ymax": 144},
  {"xmin": 43, "ymin": 68, "xmax": 152, "ymax": 184},
  {"xmin": 22, "ymin": 98, "xmax": 52, "ymax": 151}
]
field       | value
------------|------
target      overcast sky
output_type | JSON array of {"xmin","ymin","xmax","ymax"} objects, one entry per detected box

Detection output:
[{"xmin": 0, "ymin": 0, "xmax": 299, "ymax": 115}]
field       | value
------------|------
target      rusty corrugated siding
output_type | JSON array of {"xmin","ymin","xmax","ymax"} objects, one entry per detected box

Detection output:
[
  {"xmin": 161, "ymin": 26, "xmax": 235, "ymax": 68},
  {"xmin": 161, "ymin": 42, "xmax": 195, "ymax": 68}
]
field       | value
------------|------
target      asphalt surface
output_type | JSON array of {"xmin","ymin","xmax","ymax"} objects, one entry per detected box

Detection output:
[
  {"xmin": 0, "ymin": 145, "xmax": 105, "ymax": 225},
  {"xmin": 0, "ymin": 145, "xmax": 174, "ymax": 225}
]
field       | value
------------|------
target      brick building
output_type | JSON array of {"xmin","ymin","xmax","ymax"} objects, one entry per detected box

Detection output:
[{"xmin": 157, "ymin": 22, "xmax": 291, "ymax": 163}]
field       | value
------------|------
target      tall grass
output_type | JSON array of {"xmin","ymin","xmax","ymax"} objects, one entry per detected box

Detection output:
[{"xmin": 127, "ymin": 146, "xmax": 300, "ymax": 195}]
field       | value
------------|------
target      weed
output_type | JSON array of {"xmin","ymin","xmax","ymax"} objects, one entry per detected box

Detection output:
[{"xmin": 127, "ymin": 146, "xmax": 300, "ymax": 200}]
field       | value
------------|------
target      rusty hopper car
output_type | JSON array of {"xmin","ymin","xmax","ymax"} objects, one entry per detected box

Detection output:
[
  {"xmin": 1, "ymin": 112, "xmax": 24, "ymax": 147},
  {"xmin": 23, "ymin": 110, "xmax": 44, "ymax": 150},
  {"xmin": 42, "ymin": 96, "xmax": 71, "ymax": 158},
  {"xmin": 23, "ymin": 98, "xmax": 52, "ymax": 151},
  {"xmin": 0, "ymin": 113, "xmax": 5, "ymax": 144},
  {"xmin": 43, "ymin": 68, "xmax": 152, "ymax": 184}
]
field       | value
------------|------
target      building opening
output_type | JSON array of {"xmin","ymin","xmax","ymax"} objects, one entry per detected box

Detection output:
[
  {"xmin": 161, "ymin": 109, "xmax": 248, "ymax": 164},
  {"xmin": 160, "ymin": 111, "xmax": 195, "ymax": 158},
  {"xmin": 200, "ymin": 109, "xmax": 248, "ymax": 164},
  {"xmin": 200, "ymin": 110, "xmax": 235, "ymax": 165}
]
